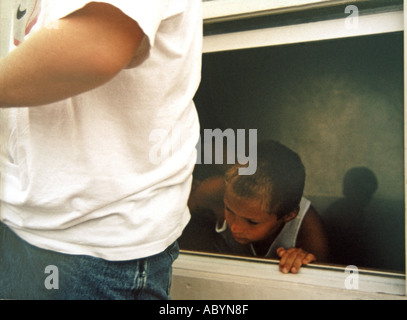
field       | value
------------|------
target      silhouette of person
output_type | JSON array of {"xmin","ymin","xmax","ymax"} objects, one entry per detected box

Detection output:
[{"xmin": 323, "ymin": 167, "xmax": 378, "ymax": 266}]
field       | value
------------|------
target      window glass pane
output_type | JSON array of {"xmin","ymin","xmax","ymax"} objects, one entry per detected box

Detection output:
[{"xmin": 179, "ymin": 31, "xmax": 405, "ymax": 273}]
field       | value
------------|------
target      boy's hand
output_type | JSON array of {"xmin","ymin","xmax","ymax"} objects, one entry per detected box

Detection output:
[{"xmin": 276, "ymin": 247, "xmax": 316, "ymax": 274}]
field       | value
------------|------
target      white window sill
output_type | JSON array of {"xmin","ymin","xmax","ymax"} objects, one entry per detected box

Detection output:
[{"xmin": 171, "ymin": 251, "xmax": 406, "ymax": 300}]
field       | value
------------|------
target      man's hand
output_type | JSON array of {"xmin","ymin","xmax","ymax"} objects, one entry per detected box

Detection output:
[{"xmin": 276, "ymin": 247, "xmax": 316, "ymax": 274}]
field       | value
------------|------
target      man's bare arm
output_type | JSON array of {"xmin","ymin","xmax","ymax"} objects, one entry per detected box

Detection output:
[{"xmin": 0, "ymin": 2, "xmax": 144, "ymax": 108}]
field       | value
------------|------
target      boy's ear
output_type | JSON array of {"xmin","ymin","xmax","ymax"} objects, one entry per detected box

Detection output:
[{"xmin": 283, "ymin": 207, "xmax": 299, "ymax": 223}]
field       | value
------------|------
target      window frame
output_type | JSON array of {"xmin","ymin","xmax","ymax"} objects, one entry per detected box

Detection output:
[{"xmin": 173, "ymin": 0, "xmax": 406, "ymax": 299}]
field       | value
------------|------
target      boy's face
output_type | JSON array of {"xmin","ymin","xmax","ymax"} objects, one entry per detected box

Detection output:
[{"xmin": 224, "ymin": 184, "xmax": 292, "ymax": 245}]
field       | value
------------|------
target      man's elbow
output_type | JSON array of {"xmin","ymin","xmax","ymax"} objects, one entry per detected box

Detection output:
[
  {"xmin": 82, "ymin": 46, "xmax": 137, "ymax": 82},
  {"xmin": 61, "ymin": 2, "xmax": 145, "ymax": 82}
]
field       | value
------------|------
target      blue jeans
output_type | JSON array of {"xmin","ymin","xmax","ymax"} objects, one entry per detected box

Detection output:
[{"xmin": 0, "ymin": 222, "xmax": 179, "ymax": 300}]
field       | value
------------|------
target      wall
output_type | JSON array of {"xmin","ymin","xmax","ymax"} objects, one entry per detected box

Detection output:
[{"xmin": 195, "ymin": 32, "xmax": 403, "ymax": 200}]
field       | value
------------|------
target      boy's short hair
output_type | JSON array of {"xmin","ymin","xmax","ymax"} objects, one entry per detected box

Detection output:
[{"xmin": 224, "ymin": 140, "xmax": 305, "ymax": 219}]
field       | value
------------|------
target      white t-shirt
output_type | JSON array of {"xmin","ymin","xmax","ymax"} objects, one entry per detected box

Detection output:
[{"xmin": 0, "ymin": 0, "xmax": 203, "ymax": 261}]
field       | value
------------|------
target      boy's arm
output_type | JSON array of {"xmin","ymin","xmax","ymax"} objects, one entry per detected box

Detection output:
[
  {"xmin": 188, "ymin": 175, "xmax": 225, "ymax": 222},
  {"xmin": 277, "ymin": 206, "xmax": 330, "ymax": 274},
  {"xmin": 0, "ymin": 2, "xmax": 144, "ymax": 108},
  {"xmin": 296, "ymin": 206, "xmax": 330, "ymax": 261}
]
